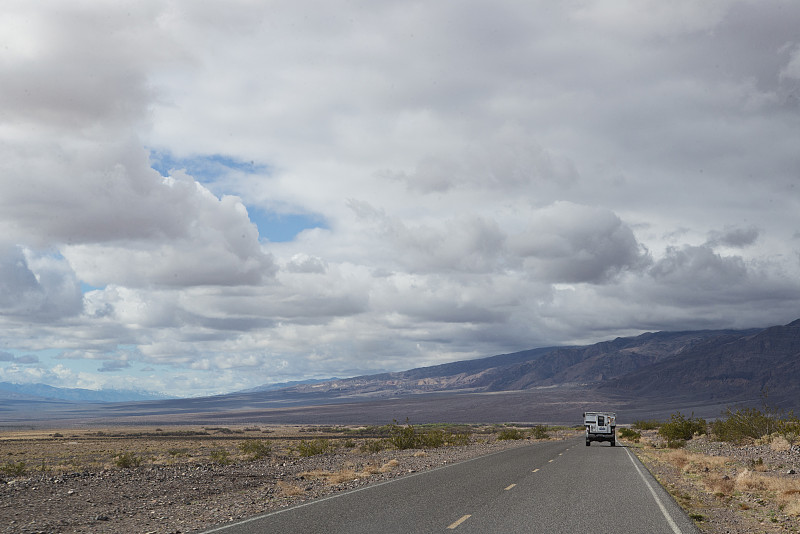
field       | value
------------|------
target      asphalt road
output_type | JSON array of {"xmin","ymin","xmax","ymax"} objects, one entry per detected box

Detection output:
[{"xmin": 202, "ymin": 437, "xmax": 700, "ymax": 534}]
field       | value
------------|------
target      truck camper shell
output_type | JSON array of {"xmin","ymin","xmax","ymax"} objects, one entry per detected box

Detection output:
[{"xmin": 583, "ymin": 411, "xmax": 616, "ymax": 446}]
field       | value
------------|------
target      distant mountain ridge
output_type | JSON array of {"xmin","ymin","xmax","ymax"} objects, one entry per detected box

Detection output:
[
  {"xmin": 279, "ymin": 327, "xmax": 765, "ymax": 399},
  {"xmin": 0, "ymin": 382, "xmax": 171, "ymax": 403},
  {"xmin": 237, "ymin": 378, "xmax": 340, "ymax": 393},
  {"xmin": 599, "ymin": 319, "xmax": 800, "ymax": 405}
]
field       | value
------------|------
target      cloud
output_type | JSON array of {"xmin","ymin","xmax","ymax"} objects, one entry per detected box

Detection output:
[
  {"xmin": 630, "ymin": 245, "xmax": 800, "ymax": 322},
  {"xmin": 1, "ymin": 1, "xmax": 799, "ymax": 396},
  {"xmin": 649, "ymin": 245, "xmax": 749, "ymax": 292},
  {"xmin": 0, "ymin": 246, "xmax": 82, "ymax": 321},
  {"xmin": 0, "ymin": 4, "xmax": 164, "ymax": 132},
  {"xmin": 98, "ymin": 360, "xmax": 130, "ymax": 373},
  {"xmin": 0, "ymin": 3, "xmax": 275, "ymax": 292},
  {"xmin": 706, "ymin": 226, "xmax": 760, "ymax": 248},
  {"xmin": 61, "ymin": 173, "xmax": 276, "ymax": 288},
  {"xmin": 286, "ymin": 254, "xmax": 328, "ymax": 274},
  {"xmin": 780, "ymin": 43, "xmax": 800, "ymax": 80},
  {"xmin": 508, "ymin": 203, "xmax": 649, "ymax": 283},
  {"xmin": 385, "ymin": 128, "xmax": 579, "ymax": 194},
  {"xmin": 348, "ymin": 201, "xmax": 507, "ymax": 274},
  {"xmin": 0, "ymin": 351, "xmax": 37, "ymax": 364},
  {"xmin": 573, "ymin": 0, "xmax": 729, "ymax": 38}
]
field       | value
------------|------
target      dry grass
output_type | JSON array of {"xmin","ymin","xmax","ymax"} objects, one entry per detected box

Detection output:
[
  {"xmin": 659, "ymin": 448, "xmax": 730, "ymax": 474},
  {"xmin": 734, "ymin": 469, "xmax": 800, "ymax": 516},
  {"xmin": 300, "ymin": 468, "xmax": 361, "ymax": 484},
  {"xmin": 785, "ymin": 495, "xmax": 800, "ymax": 517},
  {"xmin": 381, "ymin": 459, "xmax": 400, "ymax": 471},
  {"xmin": 770, "ymin": 436, "xmax": 792, "ymax": 452},
  {"xmin": 276, "ymin": 480, "xmax": 305, "ymax": 497},
  {"xmin": 299, "ymin": 459, "xmax": 401, "ymax": 485},
  {"xmin": 704, "ymin": 473, "xmax": 736, "ymax": 497}
]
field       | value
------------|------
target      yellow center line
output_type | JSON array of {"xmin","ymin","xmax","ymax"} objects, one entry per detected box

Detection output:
[
  {"xmin": 532, "ymin": 468, "xmax": 540, "ymax": 473},
  {"xmin": 548, "ymin": 459, "xmax": 554, "ymax": 463},
  {"xmin": 505, "ymin": 483, "xmax": 517, "ymax": 490},
  {"xmin": 447, "ymin": 514, "xmax": 472, "ymax": 529}
]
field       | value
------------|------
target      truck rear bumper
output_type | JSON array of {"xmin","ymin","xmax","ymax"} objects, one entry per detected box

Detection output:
[{"xmin": 586, "ymin": 433, "xmax": 616, "ymax": 446}]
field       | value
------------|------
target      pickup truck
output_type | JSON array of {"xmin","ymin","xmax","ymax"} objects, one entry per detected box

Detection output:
[{"xmin": 584, "ymin": 411, "xmax": 616, "ymax": 446}]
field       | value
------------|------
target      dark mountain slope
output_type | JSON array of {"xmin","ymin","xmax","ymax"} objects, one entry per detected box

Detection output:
[
  {"xmin": 600, "ymin": 319, "xmax": 800, "ymax": 405},
  {"xmin": 284, "ymin": 329, "xmax": 747, "ymax": 397},
  {"xmin": 479, "ymin": 330, "xmax": 729, "ymax": 391}
]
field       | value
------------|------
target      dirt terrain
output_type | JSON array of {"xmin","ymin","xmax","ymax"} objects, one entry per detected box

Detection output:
[{"xmin": 2, "ymin": 424, "xmax": 799, "ymax": 533}]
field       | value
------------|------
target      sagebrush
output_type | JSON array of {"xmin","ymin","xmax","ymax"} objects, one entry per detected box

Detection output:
[
  {"xmin": 618, "ymin": 428, "xmax": 641, "ymax": 442},
  {"xmin": 497, "ymin": 428, "xmax": 525, "ymax": 440},
  {"xmin": 114, "ymin": 452, "xmax": 142, "ymax": 468},
  {"xmin": 296, "ymin": 438, "xmax": 332, "ymax": 457},
  {"xmin": 711, "ymin": 404, "xmax": 800, "ymax": 444},
  {"xmin": 238, "ymin": 439, "xmax": 271, "ymax": 459},
  {"xmin": 659, "ymin": 412, "xmax": 706, "ymax": 444},
  {"xmin": 386, "ymin": 419, "xmax": 471, "ymax": 449}
]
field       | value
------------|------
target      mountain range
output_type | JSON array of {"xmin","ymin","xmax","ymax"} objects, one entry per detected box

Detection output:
[
  {"xmin": 1, "ymin": 319, "xmax": 798, "ymax": 426},
  {"xmin": 273, "ymin": 326, "xmax": 775, "ymax": 400},
  {"xmin": 0, "ymin": 382, "xmax": 171, "ymax": 403}
]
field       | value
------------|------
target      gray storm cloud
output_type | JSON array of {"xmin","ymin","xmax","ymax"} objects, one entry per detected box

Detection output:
[{"xmin": 1, "ymin": 0, "xmax": 799, "ymax": 396}]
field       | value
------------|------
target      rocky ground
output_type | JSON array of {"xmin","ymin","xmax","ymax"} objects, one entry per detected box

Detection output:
[
  {"xmin": 0, "ymin": 427, "xmax": 558, "ymax": 534},
  {"xmin": 630, "ymin": 432, "xmax": 800, "ymax": 534}
]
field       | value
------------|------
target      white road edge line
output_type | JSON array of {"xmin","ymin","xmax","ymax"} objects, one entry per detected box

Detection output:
[{"xmin": 623, "ymin": 447, "xmax": 683, "ymax": 534}]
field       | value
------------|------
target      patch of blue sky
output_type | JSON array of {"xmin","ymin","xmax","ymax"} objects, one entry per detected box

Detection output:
[
  {"xmin": 0, "ymin": 347, "xmax": 61, "ymax": 367},
  {"xmin": 148, "ymin": 149, "xmax": 268, "ymax": 182},
  {"xmin": 248, "ymin": 208, "xmax": 328, "ymax": 242},
  {"xmin": 80, "ymin": 282, "xmax": 105, "ymax": 294},
  {"xmin": 147, "ymin": 149, "xmax": 326, "ymax": 242}
]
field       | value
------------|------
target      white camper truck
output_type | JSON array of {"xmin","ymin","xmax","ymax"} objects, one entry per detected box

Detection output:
[{"xmin": 584, "ymin": 411, "xmax": 616, "ymax": 446}]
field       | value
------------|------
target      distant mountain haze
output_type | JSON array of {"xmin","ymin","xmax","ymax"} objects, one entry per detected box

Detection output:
[
  {"xmin": 0, "ymin": 382, "xmax": 171, "ymax": 403},
  {"xmin": 1, "ymin": 319, "xmax": 797, "ymax": 425}
]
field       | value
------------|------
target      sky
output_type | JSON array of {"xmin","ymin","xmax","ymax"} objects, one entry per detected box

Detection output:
[{"xmin": 1, "ymin": 0, "xmax": 799, "ymax": 398}]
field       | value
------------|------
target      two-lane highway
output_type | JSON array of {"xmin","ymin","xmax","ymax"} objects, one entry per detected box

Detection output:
[{"xmin": 203, "ymin": 438, "xmax": 700, "ymax": 533}]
